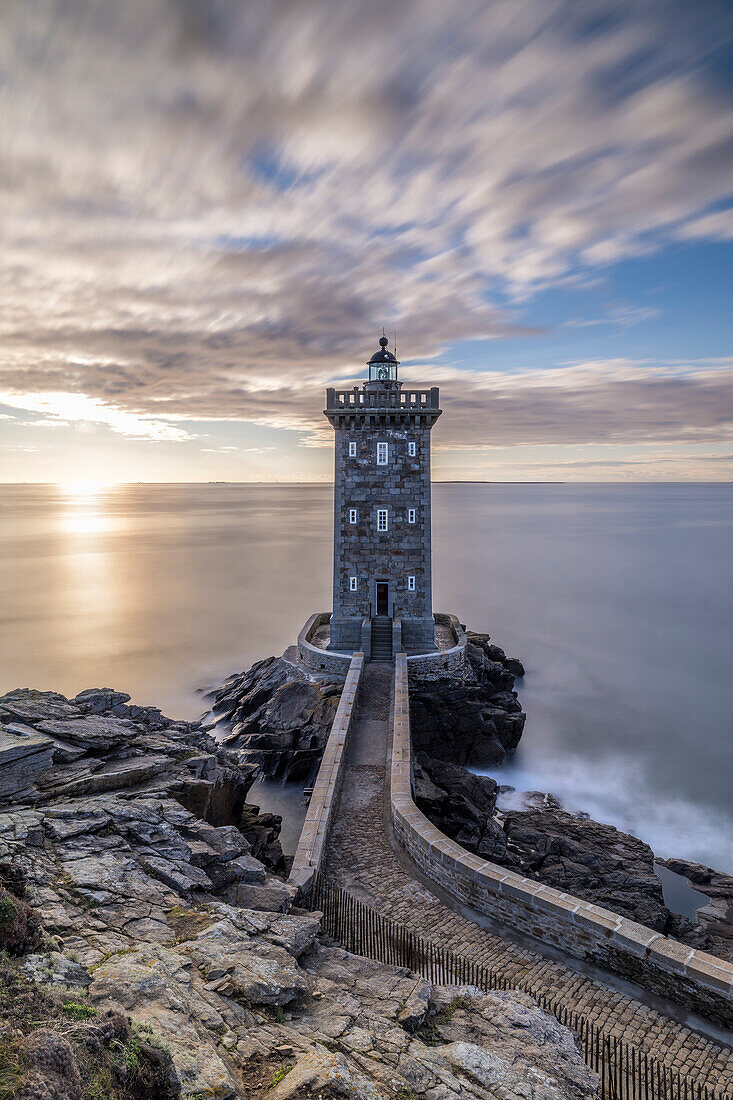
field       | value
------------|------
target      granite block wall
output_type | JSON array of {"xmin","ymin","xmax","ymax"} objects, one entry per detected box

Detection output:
[
  {"xmin": 329, "ymin": 421, "xmax": 435, "ymax": 651},
  {"xmin": 289, "ymin": 652, "xmax": 364, "ymax": 893}
]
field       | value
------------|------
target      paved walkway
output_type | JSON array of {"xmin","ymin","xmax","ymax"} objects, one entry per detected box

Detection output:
[{"xmin": 323, "ymin": 663, "xmax": 733, "ymax": 1092}]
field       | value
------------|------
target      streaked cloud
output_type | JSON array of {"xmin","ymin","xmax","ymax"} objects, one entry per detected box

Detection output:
[
  {"xmin": 0, "ymin": 0, "xmax": 732, "ymax": 477},
  {"xmin": 0, "ymin": 392, "xmax": 194, "ymax": 442}
]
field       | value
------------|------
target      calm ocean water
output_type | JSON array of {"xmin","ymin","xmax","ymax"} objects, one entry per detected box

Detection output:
[{"xmin": 1, "ymin": 482, "xmax": 731, "ymax": 872}]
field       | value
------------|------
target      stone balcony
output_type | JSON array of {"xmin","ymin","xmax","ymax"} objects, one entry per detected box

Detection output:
[
  {"xmin": 295, "ymin": 611, "xmax": 467, "ymax": 680},
  {"xmin": 324, "ymin": 386, "xmax": 441, "ymax": 428}
]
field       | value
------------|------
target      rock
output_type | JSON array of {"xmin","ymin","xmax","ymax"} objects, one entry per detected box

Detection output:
[
  {"xmin": 42, "ymin": 808, "xmax": 111, "ymax": 841},
  {"xmin": 186, "ymin": 917, "xmax": 308, "ymax": 1005},
  {"xmin": 239, "ymin": 804, "xmax": 286, "ymax": 869},
  {"xmin": 430, "ymin": 987, "xmax": 598, "ymax": 1099},
  {"xmin": 409, "ymin": 637, "xmax": 526, "ymax": 767},
  {"xmin": 502, "ymin": 806, "xmax": 671, "ymax": 930},
  {"xmin": 269, "ymin": 1048, "xmax": 382, "ymax": 1099},
  {"xmin": 397, "ymin": 981, "xmax": 432, "ymax": 1032},
  {"xmin": 89, "ymin": 944, "xmax": 240, "ymax": 1097},
  {"xmin": 503, "ymin": 657, "xmax": 525, "ymax": 678},
  {"xmin": 36, "ymin": 753, "xmax": 172, "ymax": 800},
  {"xmin": 413, "ymin": 753, "xmax": 509, "ymax": 862},
  {"xmin": 0, "ymin": 726, "xmax": 54, "ymax": 801},
  {"xmin": 214, "ymin": 657, "xmax": 344, "ymax": 785},
  {"xmin": 71, "ymin": 687, "xmax": 132, "ymax": 712},
  {"xmin": 20, "ymin": 950, "xmax": 91, "ymax": 989},
  {"xmin": 260, "ymin": 911, "xmax": 321, "ymax": 957},
  {"xmin": 35, "ymin": 715, "xmax": 140, "ymax": 751},
  {"xmin": 411, "ymin": 752, "xmax": 694, "ymax": 935},
  {"xmin": 226, "ymin": 879, "xmax": 297, "ymax": 912},
  {"xmin": 141, "ymin": 855, "xmax": 214, "ymax": 894},
  {"xmin": 0, "ymin": 688, "xmax": 81, "ymax": 723},
  {"xmin": 467, "ymin": 633, "xmax": 526, "ymax": 678},
  {"xmin": 205, "ymin": 851, "xmax": 267, "ymax": 890}
]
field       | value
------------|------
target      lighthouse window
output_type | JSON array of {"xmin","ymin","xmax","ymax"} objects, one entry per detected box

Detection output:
[
  {"xmin": 408, "ymin": 441, "xmax": 416, "ymax": 456},
  {"xmin": 348, "ymin": 441, "xmax": 357, "ymax": 457},
  {"xmin": 377, "ymin": 442, "xmax": 388, "ymax": 465},
  {"xmin": 408, "ymin": 575, "xmax": 416, "ymax": 591},
  {"xmin": 349, "ymin": 508, "xmax": 357, "ymax": 524},
  {"xmin": 349, "ymin": 576, "xmax": 358, "ymax": 591},
  {"xmin": 377, "ymin": 509, "xmax": 388, "ymax": 532},
  {"xmin": 408, "ymin": 508, "xmax": 416, "ymax": 524}
]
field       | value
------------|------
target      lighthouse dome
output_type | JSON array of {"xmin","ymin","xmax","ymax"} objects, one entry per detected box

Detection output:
[{"xmin": 368, "ymin": 334, "xmax": 399, "ymax": 366}]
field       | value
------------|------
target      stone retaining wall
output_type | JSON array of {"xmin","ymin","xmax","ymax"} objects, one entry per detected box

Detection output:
[
  {"xmin": 289, "ymin": 652, "xmax": 364, "ymax": 893},
  {"xmin": 390, "ymin": 652, "xmax": 733, "ymax": 1028}
]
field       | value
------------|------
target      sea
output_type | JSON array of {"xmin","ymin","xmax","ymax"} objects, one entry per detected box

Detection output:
[{"xmin": 1, "ymin": 482, "xmax": 731, "ymax": 875}]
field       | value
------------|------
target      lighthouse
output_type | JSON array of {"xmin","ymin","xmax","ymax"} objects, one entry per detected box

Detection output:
[{"xmin": 324, "ymin": 336, "xmax": 441, "ymax": 660}]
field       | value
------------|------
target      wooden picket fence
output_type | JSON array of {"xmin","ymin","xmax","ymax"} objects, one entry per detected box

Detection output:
[{"xmin": 305, "ymin": 873, "xmax": 732, "ymax": 1100}]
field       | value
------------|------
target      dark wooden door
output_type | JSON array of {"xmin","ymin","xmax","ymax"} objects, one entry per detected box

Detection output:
[{"xmin": 376, "ymin": 582, "xmax": 389, "ymax": 616}]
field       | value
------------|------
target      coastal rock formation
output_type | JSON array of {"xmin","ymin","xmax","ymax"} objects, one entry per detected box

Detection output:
[
  {"xmin": 409, "ymin": 633, "xmax": 526, "ymax": 767},
  {"xmin": 414, "ymin": 759, "xmax": 671, "ymax": 929},
  {"xmin": 413, "ymin": 753, "xmax": 508, "ymax": 862},
  {"xmin": 501, "ymin": 796, "xmax": 671, "ymax": 931},
  {"xmin": 660, "ymin": 858, "xmax": 733, "ymax": 962},
  {"xmin": 212, "ymin": 631, "xmax": 528, "ymax": 785},
  {"xmin": 0, "ymin": 686, "xmax": 598, "ymax": 1098},
  {"xmin": 0, "ymin": 686, "xmax": 286, "ymax": 884},
  {"xmin": 213, "ymin": 657, "xmax": 344, "ymax": 785},
  {"xmin": 414, "ymin": 760, "xmax": 733, "ymax": 961}
]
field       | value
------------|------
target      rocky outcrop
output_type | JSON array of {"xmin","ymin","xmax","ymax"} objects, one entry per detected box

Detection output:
[
  {"xmin": 414, "ymin": 760, "xmax": 672, "ymax": 930},
  {"xmin": 213, "ymin": 657, "xmax": 344, "ymax": 785},
  {"xmin": 0, "ymin": 950, "xmax": 179, "ymax": 1100},
  {"xmin": 212, "ymin": 630, "xmax": 528, "ymax": 786},
  {"xmin": 409, "ymin": 633, "xmax": 526, "ymax": 767},
  {"xmin": 414, "ymin": 757, "xmax": 733, "ymax": 961},
  {"xmin": 0, "ymin": 684, "xmax": 597, "ymax": 1098},
  {"xmin": 501, "ymin": 795, "xmax": 671, "ymax": 931},
  {"xmin": 1, "ymin": 688, "xmax": 252, "ymax": 820},
  {"xmin": 0, "ymin": 686, "xmax": 286, "ymax": 892},
  {"xmin": 660, "ymin": 858, "xmax": 733, "ymax": 962},
  {"xmin": 413, "ymin": 753, "xmax": 509, "ymax": 862}
]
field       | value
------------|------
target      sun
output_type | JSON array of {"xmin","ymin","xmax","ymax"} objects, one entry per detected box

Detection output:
[{"xmin": 58, "ymin": 479, "xmax": 116, "ymax": 498}]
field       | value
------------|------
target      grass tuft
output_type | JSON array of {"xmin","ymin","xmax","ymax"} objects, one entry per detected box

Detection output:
[
  {"xmin": 268, "ymin": 1064, "xmax": 294, "ymax": 1088},
  {"xmin": 62, "ymin": 1000, "xmax": 98, "ymax": 1021}
]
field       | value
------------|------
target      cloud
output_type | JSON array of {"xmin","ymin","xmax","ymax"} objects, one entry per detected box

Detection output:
[
  {"xmin": 562, "ymin": 304, "xmax": 661, "ymax": 329},
  {"xmin": 433, "ymin": 358, "xmax": 733, "ymax": 449},
  {"xmin": 0, "ymin": 0, "xmax": 732, "ymax": 459},
  {"xmin": 0, "ymin": 392, "xmax": 193, "ymax": 442},
  {"xmin": 676, "ymin": 208, "xmax": 733, "ymax": 242}
]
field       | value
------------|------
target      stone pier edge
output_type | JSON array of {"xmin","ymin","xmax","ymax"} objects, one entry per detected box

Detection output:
[
  {"xmin": 288, "ymin": 651, "xmax": 364, "ymax": 892},
  {"xmin": 390, "ymin": 651, "xmax": 733, "ymax": 1026}
]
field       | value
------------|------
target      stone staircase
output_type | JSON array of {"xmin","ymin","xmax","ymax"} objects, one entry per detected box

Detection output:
[{"xmin": 370, "ymin": 616, "xmax": 393, "ymax": 662}]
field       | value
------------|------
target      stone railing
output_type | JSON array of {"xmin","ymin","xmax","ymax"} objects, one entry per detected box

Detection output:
[
  {"xmin": 289, "ymin": 652, "xmax": 364, "ymax": 893},
  {"xmin": 297, "ymin": 613, "xmax": 353, "ymax": 679},
  {"xmin": 406, "ymin": 612, "xmax": 468, "ymax": 677},
  {"xmin": 390, "ymin": 652, "xmax": 733, "ymax": 1028},
  {"xmin": 325, "ymin": 386, "xmax": 440, "ymax": 411}
]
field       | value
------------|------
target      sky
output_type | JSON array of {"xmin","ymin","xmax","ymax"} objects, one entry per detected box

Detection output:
[{"xmin": 1, "ymin": 0, "xmax": 732, "ymax": 483}]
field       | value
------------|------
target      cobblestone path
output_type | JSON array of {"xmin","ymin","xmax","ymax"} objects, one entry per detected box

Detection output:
[{"xmin": 323, "ymin": 663, "xmax": 733, "ymax": 1092}]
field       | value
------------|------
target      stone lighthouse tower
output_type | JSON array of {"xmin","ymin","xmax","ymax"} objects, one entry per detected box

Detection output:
[{"xmin": 324, "ymin": 335, "xmax": 441, "ymax": 659}]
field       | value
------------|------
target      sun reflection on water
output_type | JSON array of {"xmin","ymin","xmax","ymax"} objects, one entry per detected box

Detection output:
[{"xmin": 57, "ymin": 480, "xmax": 117, "ymax": 536}]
